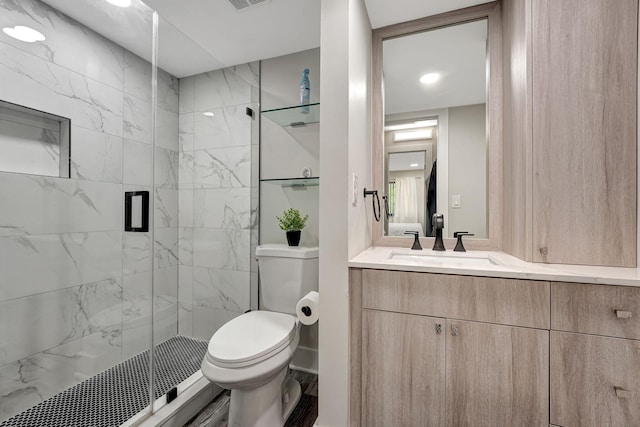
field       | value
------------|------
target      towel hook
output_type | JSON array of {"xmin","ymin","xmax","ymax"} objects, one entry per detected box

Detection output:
[{"xmin": 363, "ymin": 188, "xmax": 381, "ymax": 222}]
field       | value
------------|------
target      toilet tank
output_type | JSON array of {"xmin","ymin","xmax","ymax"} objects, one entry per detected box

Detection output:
[{"xmin": 256, "ymin": 244, "xmax": 319, "ymax": 314}]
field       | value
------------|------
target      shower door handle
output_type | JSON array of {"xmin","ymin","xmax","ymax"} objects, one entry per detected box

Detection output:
[{"xmin": 125, "ymin": 191, "xmax": 149, "ymax": 232}]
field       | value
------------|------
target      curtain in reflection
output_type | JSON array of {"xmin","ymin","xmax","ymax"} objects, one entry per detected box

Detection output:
[{"xmin": 393, "ymin": 176, "xmax": 418, "ymax": 223}]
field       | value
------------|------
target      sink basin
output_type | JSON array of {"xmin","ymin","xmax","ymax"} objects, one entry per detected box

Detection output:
[{"xmin": 389, "ymin": 252, "xmax": 499, "ymax": 266}]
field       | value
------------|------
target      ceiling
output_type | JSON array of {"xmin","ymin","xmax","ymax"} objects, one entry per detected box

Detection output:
[
  {"xmin": 363, "ymin": 0, "xmax": 493, "ymax": 29},
  {"xmin": 39, "ymin": 0, "xmax": 492, "ymax": 80},
  {"xmin": 383, "ymin": 20, "xmax": 487, "ymax": 115}
]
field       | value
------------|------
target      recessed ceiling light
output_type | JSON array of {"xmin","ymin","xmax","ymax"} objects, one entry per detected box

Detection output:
[
  {"xmin": 2, "ymin": 26, "xmax": 45, "ymax": 43},
  {"xmin": 202, "ymin": 111, "xmax": 215, "ymax": 117},
  {"xmin": 105, "ymin": 0, "xmax": 131, "ymax": 7},
  {"xmin": 419, "ymin": 73, "xmax": 440, "ymax": 84},
  {"xmin": 410, "ymin": 163, "xmax": 419, "ymax": 167}
]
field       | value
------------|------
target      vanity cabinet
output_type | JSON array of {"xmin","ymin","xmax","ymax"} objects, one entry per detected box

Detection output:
[
  {"xmin": 445, "ymin": 320, "xmax": 548, "ymax": 426},
  {"xmin": 550, "ymin": 332, "xmax": 640, "ymax": 427},
  {"xmin": 503, "ymin": 0, "xmax": 638, "ymax": 267},
  {"xmin": 362, "ymin": 310, "xmax": 445, "ymax": 426},
  {"xmin": 354, "ymin": 269, "xmax": 550, "ymax": 426},
  {"xmin": 550, "ymin": 282, "xmax": 640, "ymax": 426},
  {"xmin": 351, "ymin": 269, "xmax": 640, "ymax": 426}
]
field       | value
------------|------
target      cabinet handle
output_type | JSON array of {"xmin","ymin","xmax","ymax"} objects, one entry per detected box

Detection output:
[
  {"xmin": 451, "ymin": 324, "xmax": 458, "ymax": 336},
  {"xmin": 615, "ymin": 310, "xmax": 632, "ymax": 319},
  {"xmin": 615, "ymin": 387, "xmax": 632, "ymax": 399},
  {"xmin": 435, "ymin": 323, "xmax": 442, "ymax": 335},
  {"xmin": 539, "ymin": 247, "xmax": 548, "ymax": 256}
]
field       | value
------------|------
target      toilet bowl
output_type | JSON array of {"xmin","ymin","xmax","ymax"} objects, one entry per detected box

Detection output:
[
  {"xmin": 201, "ymin": 244, "xmax": 318, "ymax": 427},
  {"xmin": 201, "ymin": 310, "xmax": 302, "ymax": 427}
]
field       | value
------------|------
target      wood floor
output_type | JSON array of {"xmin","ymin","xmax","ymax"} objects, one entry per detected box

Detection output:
[{"xmin": 183, "ymin": 370, "xmax": 318, "ymax": 427}]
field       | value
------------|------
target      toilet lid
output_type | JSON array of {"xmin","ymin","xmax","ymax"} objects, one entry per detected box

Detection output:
[{"xmin": 207, "ymin": 311, "xmax": 297, "ymax": 366}]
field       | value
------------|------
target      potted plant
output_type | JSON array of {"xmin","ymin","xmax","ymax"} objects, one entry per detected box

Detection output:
[{"xmin": 276, "ymin": 208, "xmax": 309, "ymax": 246}]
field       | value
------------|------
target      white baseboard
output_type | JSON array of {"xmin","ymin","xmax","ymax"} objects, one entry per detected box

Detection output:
[{"xmin": 289, "ymin": 345, "xmax": 318, "ymax": 374}]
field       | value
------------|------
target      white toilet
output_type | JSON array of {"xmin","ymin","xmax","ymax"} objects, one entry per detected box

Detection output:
[{"xmin": 201, "ymin": 244, "xmax": 319, "ymax": 427}]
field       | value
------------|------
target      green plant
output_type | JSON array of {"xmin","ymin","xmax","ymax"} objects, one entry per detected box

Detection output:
[{"xmin": 276, "ymin": 208, "xmax": 309, "ymax": 231}]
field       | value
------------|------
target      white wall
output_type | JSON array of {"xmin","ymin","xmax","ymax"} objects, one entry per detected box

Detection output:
[
  {"xmin": 448, "ymin": 103, "xmax": 487, "ymax": 238},
  {"xmin": 259, "ymin": 48, "xmax": 321, "ymax": 248},
  {"xmin": 318, "ymin": 0, "xmax": 372, "ymax": 425}
]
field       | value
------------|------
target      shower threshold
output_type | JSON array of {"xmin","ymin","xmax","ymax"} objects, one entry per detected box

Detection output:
[{"xmin": 0, "ymin": 336, "xmax": 209, "ymax": 427}]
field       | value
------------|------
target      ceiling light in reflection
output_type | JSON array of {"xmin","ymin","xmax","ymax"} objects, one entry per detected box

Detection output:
[
  {"xmin": 105, "ymin": 0, "xmax": 132, "ymax": 7},
  {"xmin": 2, "ymin": 26, "xmax": 45, "ymax": 43},
  {"xmin": 410, "ymin": 163, "xmax": 419, "ymax": 167},
  {"xmin": 202, "ymin": 112, "xmax": 215, "ymax": 117},
  {"xmin": 413, "ymin": 119, "xmax": 438, "ymax": 127},
  {"xmin": 419, "ymin": 73, "xmax": 440, "ymax": 84},
  {"xmin": 393, "ymin": 129, "xmax": 433, "ymax": 142},
  {"xmin": 385, "ymin": 119, "xmax": 438, "ymax": 132}
]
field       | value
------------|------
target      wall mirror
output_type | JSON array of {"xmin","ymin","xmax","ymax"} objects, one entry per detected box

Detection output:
[{"xmin": 372, "ymin": 2, "xmax": 502, "ymax": 249}]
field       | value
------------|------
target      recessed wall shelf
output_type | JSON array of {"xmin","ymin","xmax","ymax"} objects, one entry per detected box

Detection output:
[
  {"xmin": 261, "ymin": 103, "xmax": 320, "ymax": 127},
  {"xmin": 0, "ymin": 99, "xmax": 70, "ymax": 178},
  {"xmin": 260, "ymin": 177, "xmax": 319, "ymax": 188}
]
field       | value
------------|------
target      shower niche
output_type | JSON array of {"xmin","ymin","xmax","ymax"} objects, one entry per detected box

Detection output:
[{"xmin": 0, "ymin": 100, "xmax": 71, "ymax": 178}]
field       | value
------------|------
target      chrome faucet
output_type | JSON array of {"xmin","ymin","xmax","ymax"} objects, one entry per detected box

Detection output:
[{"xmin": 432, "ymin": 213, "xmax": 445, "ymax": 251}]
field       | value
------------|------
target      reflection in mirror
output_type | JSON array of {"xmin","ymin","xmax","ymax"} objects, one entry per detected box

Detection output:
[{"xmin": 382, "ymin": 19, "xmax": 488, "ymax": 239}]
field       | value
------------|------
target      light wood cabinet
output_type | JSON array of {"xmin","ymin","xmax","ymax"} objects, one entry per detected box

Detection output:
[
  {"xmin": 351, "ymin": 269, "xmax": 640, "ymax": 426},
  {"xmin": 503, "ymin": 0, "xmax": 638, "ymax": 267},
  {"xmin": 362, "ymin": 269, "xmax": 550, "ymax": 329},
  {"xmin": 362, "ymin": 309, "xmax": 445, "ymax": 427},
  {"xmin": 550, "ymin": 332, "xmax": 640, "ymax": 427},
  {"xmin": 352, "ymin": 269, "xmax": 550, "ymax": 426},
  {"xmin": 551, "ymin": 282, "xmax": 640, "ymax": 340},
  {"xmin": 446, "ymin": 320, "xmax": 549, "ymax": 427},
  {"xmin": 550, "ymin": 282, "xmax": 640, "ymax": 426}
]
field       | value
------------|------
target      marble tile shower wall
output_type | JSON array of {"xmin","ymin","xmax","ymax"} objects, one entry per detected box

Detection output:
[
  {"xmin": 178, "ymin": 64, "xmax": 259, "ymax": 341},
  {"xmin": 0, "ymin": 0, "xmax": 179, "ymax": 421}
]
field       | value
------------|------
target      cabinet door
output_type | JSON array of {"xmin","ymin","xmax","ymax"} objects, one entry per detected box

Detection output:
[
  {"xmin": 551, "ymin": 331, "xmax": 640, "ymax": 427},
  {"xmin": 532, "ymin": 0, "xmax": 637, "ymax": 266},
  {"xmin": 446, "ymin": 320, "xmax": 549, "ymax": 427},
  {"xmin": 362, "ymin": 309, "xmax": 445, "ymax": 427}
]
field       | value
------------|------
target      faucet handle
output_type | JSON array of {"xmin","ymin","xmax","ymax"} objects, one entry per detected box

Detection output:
[
  {"xmin": 453, "ymin": 232, "xmax": 474, "ymax": 252},
  {"xmin": 404, "ymin": 231, "xmax": 423, "ymax": 250}
]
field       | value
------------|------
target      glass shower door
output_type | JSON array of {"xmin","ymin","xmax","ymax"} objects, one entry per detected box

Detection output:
[{"xmin": 0, "ymin": 0, "xmax": 157, "ymax": 424}]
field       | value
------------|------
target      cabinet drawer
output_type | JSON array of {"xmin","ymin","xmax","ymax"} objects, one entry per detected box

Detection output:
[
  {"xmin": 551, "ymin": 332, "xmax": 640, "ymax": 427},
  {"xmin": 362, "ymin": 269, "xmax": 550, "ymax": 329},
  {"xmin": 552, "ymin": 282, "xmax": 640, "ymax": 339}
]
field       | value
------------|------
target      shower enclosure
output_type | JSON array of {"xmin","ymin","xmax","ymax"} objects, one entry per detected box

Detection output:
[{"xmin": 0, "ymin": 0, "xmax": 258, "ymax": 425}]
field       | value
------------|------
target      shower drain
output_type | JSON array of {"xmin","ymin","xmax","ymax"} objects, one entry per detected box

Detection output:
[{"xmin": 0, "ymin": 336, "xmax": 208, "ymax": 427}]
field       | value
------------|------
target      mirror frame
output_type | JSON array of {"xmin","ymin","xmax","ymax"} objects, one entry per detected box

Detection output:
[{"xmin": 372, "ymin": 1, "xmax": 503, "ymax": 250}]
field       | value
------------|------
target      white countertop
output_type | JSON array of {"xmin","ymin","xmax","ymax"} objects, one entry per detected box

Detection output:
[{"xmin": 348, "ymin": 246, "xmax": 640, "ymax": 287}]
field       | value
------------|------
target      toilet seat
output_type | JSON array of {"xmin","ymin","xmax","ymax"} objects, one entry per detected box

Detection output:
[{"xmin": 206, "ymin": 311, "xmax": 298, "ymax": 368}]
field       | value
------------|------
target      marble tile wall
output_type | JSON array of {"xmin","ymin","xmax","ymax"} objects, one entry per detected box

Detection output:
[
  {"xmin": 178, "ymin": 63, "xmax": 259, "ymax": 341},
  {"xmin": 0, "ymin": 105, "xmax": 66, "ymax": 178},
  {"xmin": 0, "ymin": 0, "xmax": 179, "ymax": 421}
]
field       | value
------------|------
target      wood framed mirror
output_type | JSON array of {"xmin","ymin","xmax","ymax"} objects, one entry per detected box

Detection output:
[{"xmin": 372, "ymin": 1, "xmax": 503, "ymax": 250}]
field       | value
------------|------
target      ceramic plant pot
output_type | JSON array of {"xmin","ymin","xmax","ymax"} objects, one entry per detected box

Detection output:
[{"xmin": 286, "ymin": 230, "xmax": 301, "ymax": 246}]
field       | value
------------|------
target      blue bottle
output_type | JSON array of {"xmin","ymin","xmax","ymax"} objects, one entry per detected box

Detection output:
[{"xmin": 299, "ymin": 68, "xmax": 310, "ymax": 113}]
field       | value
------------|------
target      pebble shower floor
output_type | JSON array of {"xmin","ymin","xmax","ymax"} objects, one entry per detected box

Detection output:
[{"xmin": 0, "ymin": 336, "xmax": 208, "ymax": 427}]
